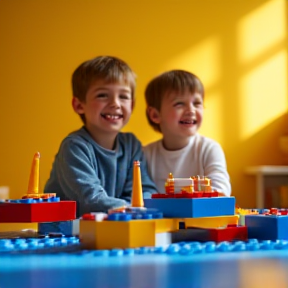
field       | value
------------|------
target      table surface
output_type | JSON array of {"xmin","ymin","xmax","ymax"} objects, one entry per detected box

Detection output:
[
  {"xmin": 1, "ymin": 240, "xmax": 288, "ymax": 288},
  {"xmin": 245, "ymin": 165, "xmax": 288, "ymax": 175}
]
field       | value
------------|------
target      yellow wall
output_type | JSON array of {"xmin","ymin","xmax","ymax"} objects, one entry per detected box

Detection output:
[{"xmin": 0, "ymin": 0, "xmax": 287, "ymax": 208}]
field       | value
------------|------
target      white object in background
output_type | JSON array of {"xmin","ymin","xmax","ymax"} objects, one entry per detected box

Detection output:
[
  {"xmin": 245, "ymin": 166, "xmax": 288, "ymax": 208},
  {"xmin": 0, "ymin": 186, "xmax": 9, "ymax": 200}
]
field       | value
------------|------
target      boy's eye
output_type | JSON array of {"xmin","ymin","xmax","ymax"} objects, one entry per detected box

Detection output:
[
  {"xmin": 96, "ymin": 93, "xmax": 108, "ymax": 98},
  {"xmin": 174, "ymin": 102, "xmax": 184, "ymax": 107},
  {"xmin": 194, "ymin": 101, "xmax": 203, "ymax": 107},
  {"xmin": 120, "ymin": 94, "xmax": 131, "ymax": 100}
]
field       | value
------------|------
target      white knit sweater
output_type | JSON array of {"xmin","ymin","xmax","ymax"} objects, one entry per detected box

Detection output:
[{"xmin": 143, "ymin": 134, "xmax": 231, "ymax": 196}]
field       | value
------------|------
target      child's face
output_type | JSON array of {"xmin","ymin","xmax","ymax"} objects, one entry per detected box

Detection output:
[
  {"xmin": 73, "ymin": 79, "xmax": 133, "ymax": 137},
  {"xmin": 150, "ymin": 89, "xmax": 203, "ymax": 148}
]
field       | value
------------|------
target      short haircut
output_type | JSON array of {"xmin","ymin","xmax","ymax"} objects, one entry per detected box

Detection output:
[
  {"xmin": 72, "ymin": 56, "xmax": 136, "ymax": 122},
  {"xmin": 145, "ymin": 70, "xmax": 204, "ymax": 132}
]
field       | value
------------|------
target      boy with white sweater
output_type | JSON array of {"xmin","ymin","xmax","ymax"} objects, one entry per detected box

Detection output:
[{"xmin": 143, "ymin": 70, "xmax": 231, "ymax": 196}]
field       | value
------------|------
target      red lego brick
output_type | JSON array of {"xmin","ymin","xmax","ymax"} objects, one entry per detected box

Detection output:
[
  {"xmin": 172, "ymin": 225, "xmax": 248, "ymax": 243},
  {"xmin": 0, "ymin": 201, "xmax": 76, "ymax": 223},
  {"xmin": 152, "ymin": 191, "xmax": 219, "ymax": 199},
  {"xmin": 209, "ymin": 226, "xmax": 248, "ymax": 242}
]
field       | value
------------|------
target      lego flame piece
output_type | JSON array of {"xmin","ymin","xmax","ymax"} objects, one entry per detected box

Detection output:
[
  {"xmin": 27, "ymin": 152, "xmax": 40, "ymax": 195},
  {"xmin": 23, "ymin": 152, "xmax": 56, "ymax": 199},
  {"xmin": 131, "ymin": 160, "xmax": 144, "ymax": 207}
]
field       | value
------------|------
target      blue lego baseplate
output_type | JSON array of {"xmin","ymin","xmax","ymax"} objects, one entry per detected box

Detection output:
[
  {"xmin": 87, "ymin": 239, "xmax": 288, "ymax": 257},
  {"xmin": 1, "ymin": 238, "xmax": 288, "ymax": 257},
  {"xmin": 144, "ymin": 197, "xmax": 235, "ymax": 218},
  {"xmin": 0, "ymin": 236, "xmax": 81, "ymax": 254},
  {"xmin": 2, "ymin": 239, "xmax": 288, "ymax": 288}
]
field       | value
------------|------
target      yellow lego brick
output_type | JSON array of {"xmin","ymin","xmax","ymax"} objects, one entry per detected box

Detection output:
[
  {"xmin": 80, "ymin": 218, "xmax": 178, "ymax": 249},
  {"xmin": 153, "ymin": 218, "xmax": 178, "ymax": 233},
  {"xmin": 180, "ymin": 215, "xmax": 239, "ymax": 229},
  {"xmin": 80, "ymin": 220, "xmax": 98, "ymax": 249},
  {"xmin": 0, "ymin": 223, "xmax": 38, "ymax": 232},
  {"xmin": 80, "ymin": 219, "xmax": 158, "ymax": 249}
]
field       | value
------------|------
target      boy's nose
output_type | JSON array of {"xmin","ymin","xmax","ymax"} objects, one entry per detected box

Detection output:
[
  {"xmin": 109, "ymin": 96, "xmax": 120, "ymax": 107},
  {"xmin": 185, "ymin": 104, "xmax": 196, "ymax": 115}
]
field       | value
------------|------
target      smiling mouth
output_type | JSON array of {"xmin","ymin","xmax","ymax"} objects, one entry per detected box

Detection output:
[
  {"xmin": 179, "ymin": 119, "xmax": 197, "ymax": 125},
  {"xmin": 101, "ymin": 113, "xmax": 123, "ymax": 120}
]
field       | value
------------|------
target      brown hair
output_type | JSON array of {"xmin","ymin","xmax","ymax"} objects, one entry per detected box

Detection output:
[
  {"xmin": 72, "ymin": 56, "xmax": 136, "ymax": 122},
  {"xmin": 145, "ymin": 70, "xmax": 204, "ymax": 132}
]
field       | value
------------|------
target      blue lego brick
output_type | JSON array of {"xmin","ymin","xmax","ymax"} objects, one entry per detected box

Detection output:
[
  {"xmin": 8, "ymin": 197, "xmax": 60, "ymax": 203},
  {"xmin": 144, "ymin": 197, "xmax": 235, "ymax": 218},
  {"xmin": 245, "ymin": 215, "xmax": 288, "ymax": 240},
  {"xmin": 38, "ymin": 221, "xmax": 75, "ymax": 236},
  {"xmin": 107, "ymin": 209, "xmax": 163, "ymax": 221}
]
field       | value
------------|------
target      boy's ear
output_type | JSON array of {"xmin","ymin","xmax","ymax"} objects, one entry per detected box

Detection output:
[
  {"xmin": 147, "ymin": 106, "xmax": 160, "ymax": 124},
  {"xmin": 72, "ymin": 97, "xmax": 84, "ymax": 114}
]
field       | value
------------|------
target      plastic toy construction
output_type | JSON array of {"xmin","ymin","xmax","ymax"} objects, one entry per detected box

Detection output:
[
  {"xmin": 0, "ymin": 152, "xmax": 76, "ymax": 223},
  {"xmin": 0, "ymin": 236, "xmax": 81, "ymax": 254},
  {"xmin": 245, "ymin": 214, "xmax": 288, "ymax": 240},
  {"xmin": 79, "ymin": 163, "xmax": 243, "ymax": 249},
  {"xmin": 38, "ymin": 219, "xmax": 80, "ymax": 236},
  {"xmin": 171, "ymin": 225, "xmax": 248, "ymax": 243},
  {"xmin": 131, "ymin": 160, "xmax": 144, "ymax": 207},
  {"xmin": 236, "ymin": 206, "xmax": 260, "ymax": 225},
  {"xmin": 24, "ymin": 152, "xmax": 56, "ymax": 200},
  {"xmin": 80, "ymin": 161, "xmax": 178, "ymax": 249},
  {"xmin": 236, "ymin": 206, "xmax": 259, "ymax": 215},
  {"xmin": 152, "ymin": 173, "xmax": 219, "ymax": 198},
  {"xmin": 144, "ymin": 197, "xmax": 236, "ymax": 218}
]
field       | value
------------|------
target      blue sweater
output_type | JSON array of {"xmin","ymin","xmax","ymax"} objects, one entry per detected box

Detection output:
[{"xmin": 44, "ymin": 127, "xmax": 157, "ymax": 216}]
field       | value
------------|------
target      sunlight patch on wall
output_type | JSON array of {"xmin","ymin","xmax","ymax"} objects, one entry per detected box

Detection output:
[
  {"xmin": 239, "ymin": 50, "xmax": 287, "ymax": 140},
  {"xmin": 238, "ymin": 0, "xmax": 286, "ymax": 63},
  {"xmin": 162, "ymin": 35, "xmax": 221, "ymax": 89},
  {"xmin": 199, "ymin": 90, "xmax": 223, "ymax": 145}
]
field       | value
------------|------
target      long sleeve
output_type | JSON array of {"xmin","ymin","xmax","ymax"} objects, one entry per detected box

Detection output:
[
  {"xmin": 201, "ymin": 141, "xmax": 231, "ymax": 196},
  {"xmin": 143, "ymin": 135, "xmax": 231, "ymax": 196},
  {"xmin": 45, "ymin": 138, "xmax": 127, "ymax": 216},
  {"xmin": 45, "ymin": 128, "xmax": 158, "ymax": 217}
]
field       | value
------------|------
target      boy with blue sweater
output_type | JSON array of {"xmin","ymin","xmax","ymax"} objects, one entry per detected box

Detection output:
[{"xmin": 45, "ymin": 56, "xmax": 157, "ymax": 216}]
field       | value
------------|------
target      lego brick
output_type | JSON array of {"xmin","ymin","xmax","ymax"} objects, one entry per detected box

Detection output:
[
  {"xmin": 171, "ymin": 226, "xmax": 247, "ymax": 243},
  {"xmin": 245, "ymin": 215, "xmax": 288, "ymax": 240},
  {"xmin": 152, "ymin": 191, "xmax": 219, "ymax": 198},
  {"xmin": 153, "ymin": 218, "xmax": 178, "ymax": 233},
  {"xmin": 181, "ymin": 215, "xmax": 239, "ymax": 228},
  {"xmin": 0, "ymin": 201, "xmax": 76, "ymax": 223},
  {"xmin": 209, "ymin": 225, "xmax": 247, "ymax": 242},
  {"xmin": 38, "ymin": 219, "xmax": 79, "ymax": 236},
  {"xmin": 79, "ymin": 218, "xmax": 177, "ymax": 249},
  {"xmin": 144, "ymin": 197, "xmax": 235, "ymax": 218},
  {"xmin": 107, "ymin": 208, "xmax": 163, "ymax": 220},
  {"xmin": 80, "ymin": 219, "xmax": 156, "ymax": 249},
  {"xmin": 155, "ymin": 232, "xmax": 172, "ymax": 246},
  {"xmin": 0, "ymin": 223, "xmax": 38, "ymax": 232}
]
